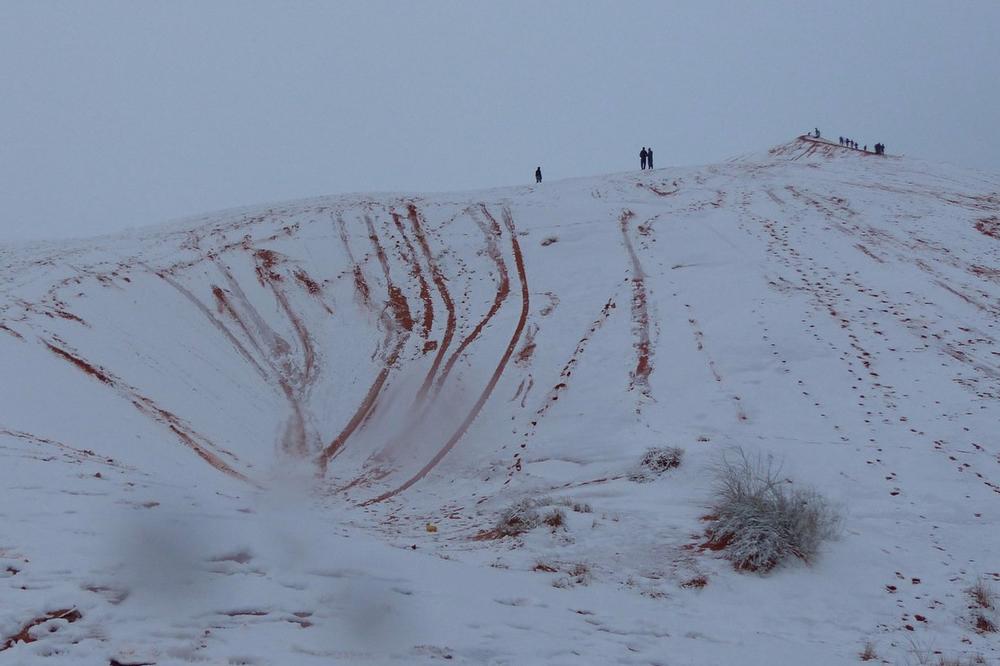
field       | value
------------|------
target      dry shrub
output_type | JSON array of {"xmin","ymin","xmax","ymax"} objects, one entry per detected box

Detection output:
[
  {"xmin": 967, "ymin": 578, "xmax": 998, "ymax": 633},
  {"xmin": 494, "ymin": 496, "xmax": 583, "ymax": 537},
  {"xmin": 704, "ymin": 448, "xmax": 841, "ymax": 572},
  {"xmin": 542, "ymin": 509, "xmax": 566, "ymax": 529},
  {"xmin": 967, "ymin": 578, "xmax": 997, "ymax": 610},
  {"xmin": 552, "ymin": 563, "xmax": 591, "ymax": 588},
  {"xmin": 495, "ymin": 498, "xmax": 541, "ymax": 537},
  {"xmin": 859, "ymin": 640, "xmax": 878, "ymax": 661},
  {"xmin": 628, "ymin": 446, "xmax": 684, "ymax": 482}
]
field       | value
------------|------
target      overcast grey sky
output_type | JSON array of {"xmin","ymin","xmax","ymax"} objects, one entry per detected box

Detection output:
[{"xmin": 2, "ymin": 1, "xmax": 999, "ymax": 240}]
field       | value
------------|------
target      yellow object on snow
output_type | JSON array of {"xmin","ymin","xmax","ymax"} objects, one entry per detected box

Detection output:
[{"xmin": 425, "ymin": 523, "xmax": 438, "ymax": 533}]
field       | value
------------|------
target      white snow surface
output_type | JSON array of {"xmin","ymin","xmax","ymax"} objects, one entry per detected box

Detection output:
[{"xmin": 1, "ymin": 137, "xmax": 999, "ymax": 665}]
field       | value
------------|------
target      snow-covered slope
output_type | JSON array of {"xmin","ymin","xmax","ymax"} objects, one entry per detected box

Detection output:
[{"xmin": 2, "ymin": 136, "xmax": 999, "ymax": 665}]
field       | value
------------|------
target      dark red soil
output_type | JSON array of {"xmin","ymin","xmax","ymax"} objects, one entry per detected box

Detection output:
[
  {"xmin": 1, "ymin": 608, "xmax": 81, "ymax": 651},
  {"xmin": 44, "ymin": 342, "xmax": 113, "ymax": 384},
  {"xmin": 975, "ymin": 217, "xmax": 1000, "ymax": 240},
  {"xmin": 619, "ymin": 210, "xmax": 653, "ymax": 398},
  {"xmin": 681, "ymin": 576, "xmax": 708, "ymax": 589},
  {"xmin": 293, "ymin": 269, "xmax": 322, "ymax": 295},
  {"xmin": 391, "ymin": 210, "xmax": 434, "ymax": 340}
]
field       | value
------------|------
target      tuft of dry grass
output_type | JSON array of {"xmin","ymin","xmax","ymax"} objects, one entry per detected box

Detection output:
[
  {"xmin": 966, "ymin": 577, "xmax": 997, "ymax": 633},
  {"xmin": 680, "ymin": 575, "xmax": 708, "ymax": 589},
  {"xmin": 858, "ymin": 640, "xmax": 878, "ymax": 661},
  {"xmin": 967, "ymin": 578, "xmax": 997, "ymax": 610},
  {"xmin": 494, "ymin": 499, "xmax": 541, "ymax": 537},
  {"xmin": 542, "ymin": 509, "xmax": 566, "ymax": 529},
  {"xmin": 552, "ymin": 562, "xmax": 592, "ymax": 588},
  {"xmin": 628, "ymin": 446, "xmax": 684, "ymax": 482}
]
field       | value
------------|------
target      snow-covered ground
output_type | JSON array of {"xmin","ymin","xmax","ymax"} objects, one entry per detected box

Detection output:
[{"xmin": 1, "ymin": 136, "xmax": 998, "ymax": 665}]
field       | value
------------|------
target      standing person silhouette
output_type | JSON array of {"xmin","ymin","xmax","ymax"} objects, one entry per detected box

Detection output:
[
  {"xmin": 647, "ymin": 147, "xmax": 653, "ymax": 169},
  {"xmin": 640, "ymin": 147, "xmax": 648, "ymax": 170},
  {"xmin": 535, "ymin": 166, "xmax": 542, "ymax": 183}
]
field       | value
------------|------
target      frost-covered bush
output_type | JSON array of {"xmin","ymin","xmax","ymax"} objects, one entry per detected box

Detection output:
[
  {"xmin": 495, "ymin": 498, "xmax": 542, "ymax": 537},
  {"xmin": 494, "ymin": 496, "xmax": 590, "ymax": 537},
  {"xmin": 542, "ymin": 508, "xmax": 566, "ymax": 529},
  {"xmin": 704, "ymin": 448, "xmax": 841, "ymax": 572},
  {"xmin": 628, "ymin": 446, "xmax": 684, "ymax": 482}
]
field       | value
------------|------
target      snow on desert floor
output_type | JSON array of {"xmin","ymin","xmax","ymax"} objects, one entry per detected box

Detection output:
[{"xmin": 1, "ymin": 137, "xmax": 999, "ymax": 665}]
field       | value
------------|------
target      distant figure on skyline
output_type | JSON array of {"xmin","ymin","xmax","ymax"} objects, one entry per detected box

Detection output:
[
  {"xmin": 535, "ymin": 166, "xmax": 542, "ymax": 183},
  {"xmin": 640, "ymin": 147, "xmax": 648, "ymax": 170},
  {"xmin": 839, "ymin": 136, "xmax": 844, "ymax": 145},
  {"xmin": 647, "ymin": 147, "xmax": 653, "ymax": 169},
  {"xmin": 863, "ymin": 145, "xmax": 867, "ymax": 152},
  {"xmin": 814, "ymin": 127, "xmax": 820, "ymax": 138}
]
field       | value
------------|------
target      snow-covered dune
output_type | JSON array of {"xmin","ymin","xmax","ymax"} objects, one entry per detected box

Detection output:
[{"xmin": 2, "ymin": 136, "xmax": 998, "ymax": 664}]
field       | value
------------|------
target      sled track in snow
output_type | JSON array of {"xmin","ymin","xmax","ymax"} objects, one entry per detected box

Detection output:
[
  {"xmin": 362, "ymin": 205, "xmax": 529, "ymax": 504},
  {"xmin": 619, "ymin": 209, "xmax": 654, "ymax": 403},
  {"xmin": 41, "ymin": 339, "xmax": 252, "ymax": 483}
]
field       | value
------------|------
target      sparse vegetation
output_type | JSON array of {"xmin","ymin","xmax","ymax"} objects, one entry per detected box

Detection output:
[
  {"xmin": 628, "ymin": 446, "xmax": 684, "ymax": 482},
  {"xmin": 966, "ymin": 577, "xmax": 998, "ymax": 634},
  {"xmin": 703, "ymin": 448, "xmax": 841, "ymax": 572},
  {"xmin": 542, "ymin": 508, "xmax": 566, "ymax": 529},
  {"xmin": 681, "ymin": 575, "xmax": 708, "ymax": 589},
  {"xmin": 495, "ymin": 498, "xmax": 542, "ymax": 537},
  {"xmin": 931, "ymin": 656, "xmax": 988, "ymax": 666},
  {"xmin": 967, "ymin": 578, "xmax": 997, "ymax": 610},
  {"xmin": 493, "ymin": 496, "xmax": 588, "ymax": 537},
  {"xmin": 859, "ymin": 640, "xmax": 878, "ymax": 661},
  {"xmin": 552, "ymin": 562, "xmax": 591, "ymax": 588}
]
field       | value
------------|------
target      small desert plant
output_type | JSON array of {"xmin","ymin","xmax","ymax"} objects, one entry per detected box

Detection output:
[
  {"xmin": 552, "ymin": 562, "xmax": 592, "ymax": 588},
  {"xmin": 493, "ymin": 496, "xmax": 591, "ymax": 537},
  {"xmin": 858, "ymin": 640, "xmax": 878, "ymax": 661},
  {"xmin": 934, "ymin": 657, "xmax": 988, "ymax": 666},
  {"xmin": 542, "ymin": 508, "xmax": 566, "ymax": 529},
  {"xmin": 704, "ymin": 448, "xmax": 841, "ymax": 572},
  {"xmin": 495, "ymin": 498, "xmax": 542, "ymax": 537},
  {"xmin": 967, "ymin": 578, "xmax": 997, "ymax": 610},
  {"xmin": 967, "ymin": 578, "xmax": 998, "ymax": 633},
  {"xmin": 628, "ymin": 446, "xmax": 684, "ymax": 482}
]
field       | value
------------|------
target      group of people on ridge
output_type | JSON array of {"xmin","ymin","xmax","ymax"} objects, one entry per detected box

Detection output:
[
  {"xmin": 534, "ymin": 129, "xmax": 887, "ymax": 184},
  {"xmin": 815, "ymin": 128, "xmax": 886, "ymax": 156},
  {"xmin": 838, "ymin": 135, "xmax": 886, "ymax": 155},
  {"xmin": 640, "ymin": 147, "xmax": 654, "ymax": 170}
]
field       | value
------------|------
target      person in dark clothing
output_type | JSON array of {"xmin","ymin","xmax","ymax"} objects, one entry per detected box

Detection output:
[
  {"xmin": 814, "ymin": 128, "xmax": 820, "ymax": 138},
  {"xmin": 863, "ymin": 145, "xmax": 867, "ymax": 152},
  {"xmin": 647, "ymin": 147, "xmax": 653, "ymax": 169},
  {"xmin": 640, "ymin": 147, "xmax": 648, "ymax": 170},
  {"xmin": 535, "ymin": 166, "xmax": 542, "ymax": 183},
  {"xmin": 839, "ymin": 137, "xmax": 844, "ymax": 145}
]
